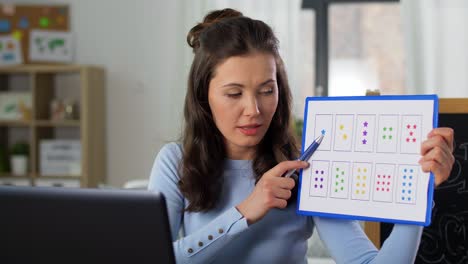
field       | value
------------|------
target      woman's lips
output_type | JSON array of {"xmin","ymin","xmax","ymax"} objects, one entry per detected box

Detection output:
[{"xmin": 238, "ymin": 124, "xmax": 261, "ymax": 136}]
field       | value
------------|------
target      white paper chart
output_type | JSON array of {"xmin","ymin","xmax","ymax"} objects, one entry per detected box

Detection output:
[{"xmin": 297, "ymin": 95, "xmax": 437, "ymax": 226}]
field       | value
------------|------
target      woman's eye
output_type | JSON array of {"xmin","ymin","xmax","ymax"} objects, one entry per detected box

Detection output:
[
  {"xmin": 227, "ymin": 92, "xmax": 242, "ymax": 98},
  {"xmin": 260, "ymin": 88, "xmax": 274, "ymax": 94}
]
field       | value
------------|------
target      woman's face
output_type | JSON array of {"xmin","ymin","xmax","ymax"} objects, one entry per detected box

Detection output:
[{"xmin": 208, "ymin": 52, "xmax": 279, "ymax": 160}]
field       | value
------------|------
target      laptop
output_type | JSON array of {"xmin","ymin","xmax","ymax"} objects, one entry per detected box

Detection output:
[{"xmin": 0, "ymin": 186, "xmax": 175, "ymax": 264}]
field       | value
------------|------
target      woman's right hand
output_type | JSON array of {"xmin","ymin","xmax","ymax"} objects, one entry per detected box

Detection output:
[{"xmin": 236, "ymin": 160, "xmax": 309, "ymax": 225}]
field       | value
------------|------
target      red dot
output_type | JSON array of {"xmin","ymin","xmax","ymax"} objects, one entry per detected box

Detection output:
[
  {"xmin": 413, "ymin": 125, "xmax": 417, "ymax": 129},
  {"xmin": 377, "ymin": 181, "xmax": 380, "ymax": 185},
  {"xmin": 383, "ymin": 175, "xmax": 386, "ymax": 178},
  {"xmin": 412, "ymin": 138, "xmax": 416, "ymax": 142},
  {"xmin": 377, "ymin": 175, "xmax": 381, "ymax": 178},
  {"xmin": 407, "ymin": 124, "xmax": 410, "ymax": 129},
  {"xmin": 406, "ymin": 138, "xmax": 410, "ymax": 142},
  {"xmin": 387, "ymin": 182, "xmax": 390, "ymax": 185},
  {"xmin": 377, "ymin": 187, "xmax": 380, "ymax": 191},
  {"xmin": 388, "ymin": 175, "xmax": 391, "ymax": 179},
  {"xmin": 386, "ymin": 188, "xmax": 390, "ymax": 192}
]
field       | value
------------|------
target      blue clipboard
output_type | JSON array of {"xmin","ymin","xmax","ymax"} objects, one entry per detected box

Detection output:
[{"xmin": 296, "ymin": 95, "xmax": 439, "ymax": 226}]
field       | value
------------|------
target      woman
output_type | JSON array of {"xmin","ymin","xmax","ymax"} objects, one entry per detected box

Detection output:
[{"xmin": 149, "ymin": 8, "xmax": 454, "ymax": 263}]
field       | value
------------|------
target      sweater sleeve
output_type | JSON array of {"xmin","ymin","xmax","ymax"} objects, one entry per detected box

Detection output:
[
  {"xmin": 148, "ymin": 143, "xmax": 249, "ymax": 264},
  {"xmin": 313, "ymin": 216, "xmax": 422, "ymax": 263}
]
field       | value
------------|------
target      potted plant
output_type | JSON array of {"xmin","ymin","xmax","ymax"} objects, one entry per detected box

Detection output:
[{"xmin": 10, "ymin": 142, "xmax": 29, "ymax": 176}]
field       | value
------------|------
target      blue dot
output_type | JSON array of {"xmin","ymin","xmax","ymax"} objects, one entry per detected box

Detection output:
[
  {"xmin": 402, "ymin": 190, "xmax": 405, "ymax": 193},
  {"xmin": 402, "ymin": 197, "xmax": 405, "ymax": 200},
  {"xmin": 321, "ymin": 129, "xmax": 326, "ymax": 135},
  {"xmin": 408, "ymin": 190, "xmax": 412, "ymax": 194},
  {"xmin": 410, "ymin": 169, "xmax": 414, "ymax": 173},
  {"xmin": 404, "ymin": 169, "xmax": 407, "ymax": 173},
  {"xmin": 403, "ymin": 182, "xmax": 406, "ymax": 186},
  {"xmin": 408, "ymin": 197, "xmax": 411, "ymax": 201},
  {"xmin": 409, "ymin": 176, "xmax": 413, "ymax": 180},
  {"xmin": 403, "ymin": 175, "xmax": 407, "ymax": 179},
  {"xmin": 409, "ymin": 183, "xmax": 412, "ymax": 187}
]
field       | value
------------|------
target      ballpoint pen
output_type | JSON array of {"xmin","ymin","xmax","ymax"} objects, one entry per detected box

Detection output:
[{"xmin": 284, "ymin": 134, "xmax": 324, "ymax": 178}]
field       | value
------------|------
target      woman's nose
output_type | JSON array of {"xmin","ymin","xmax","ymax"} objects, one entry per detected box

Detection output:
[{"xmin": 244, "ymin": 96, "xmax": 260, "ymax": 116}]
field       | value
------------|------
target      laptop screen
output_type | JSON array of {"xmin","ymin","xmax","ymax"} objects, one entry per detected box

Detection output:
[{"xmin": 0, "ymin": 186, "xmax": 175, "ymax": 264}]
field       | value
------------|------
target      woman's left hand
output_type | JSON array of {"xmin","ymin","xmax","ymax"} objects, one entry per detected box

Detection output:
[{"xmin": 420, "ymin": 127, "xmax": 455, "ymax": 187}]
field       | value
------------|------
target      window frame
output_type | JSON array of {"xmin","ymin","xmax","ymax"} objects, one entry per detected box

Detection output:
[{"xmin": 301, "ymin": 0, "xmax": 399, "ymax": 96}]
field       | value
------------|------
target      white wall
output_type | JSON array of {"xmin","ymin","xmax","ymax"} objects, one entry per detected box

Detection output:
[{"xmin": 10, "ymin": 0, "xmax": 187, "ymax": 187}]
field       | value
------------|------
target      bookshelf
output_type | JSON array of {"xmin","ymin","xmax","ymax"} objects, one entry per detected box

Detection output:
[{"xmin": 0, "ymin": 64, "xmax": 106, "ymax": 188}]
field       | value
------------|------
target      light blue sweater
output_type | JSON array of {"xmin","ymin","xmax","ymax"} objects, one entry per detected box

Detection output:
[{"xmin": 148, "ymin": 143, "xmax": 423, "ymax": 263}]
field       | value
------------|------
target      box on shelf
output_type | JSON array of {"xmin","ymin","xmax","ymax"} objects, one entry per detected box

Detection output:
[
  {"xmin": 40, "ymin": 140, "xmax": 81, "ymax": 176},
  {"xmin": 35, "ymin": 179, "xmax": 80, "ymax": 188}
]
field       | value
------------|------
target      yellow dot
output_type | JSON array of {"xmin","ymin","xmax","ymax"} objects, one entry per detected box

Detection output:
[
  {"xmin": 357, "ymin": 175, "xmax": 360, "ymax": 179},
  {"xmin": 358, "ymin": 168, "xmax": 361, "ymax": 173},
  {"xmin": 357, "ymin": 183, "xmax": 360, "ymax": 186},
  {"xmin": 363, "ymin": 176, "xmax": 367, "ymax": 180},
  {"xmin": 343, "ymin": 134, "xmax": 348, "ymax": 140},
  {"xmin": 363, "ymin": 183, "xmax": 366, "ymax": 187},
  {"xmin": 364, "ymin": 168, "xmax": 367, "ymax": 173},
  {"xmin": 340, "ymin": 124, "xmax": 344, "ymax": 130},
  {"xmin": 361, "ymin": 190, "xmax": 366, "ymax": 194},
  {"xmin": 356, "ymin": 190, "xmax": 359, "ymax": 194}
]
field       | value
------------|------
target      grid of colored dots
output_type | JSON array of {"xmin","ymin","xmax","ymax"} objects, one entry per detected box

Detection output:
[
  {"xmin": 313, "ymin": 170, "xmax": 325, "ymax": 189},
  {"xmin": 382, "ymin": 126, "xmax": 394, "ymax": 140},
  {"xmin": 375, "ymin": 174, "xmax": 392, "ymax": 192},
  {"xmin": 333, "ymin": 167, "xmax": 347, "ymax": 193},
  {"xmin": 400, "ymin": 167, "xmax": 415, "ymax": 201},
  {"xmin": 405, "ymin": 124, "xmax": 418, "ymax": 143},
  {"xmin": 354, "ymin": 166, "xmax": 369, "ymax": 197}
]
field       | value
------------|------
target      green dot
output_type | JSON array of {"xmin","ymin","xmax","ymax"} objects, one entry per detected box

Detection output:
[
  {"xmin": 341, "ymin": 179, "xmax": 344, "ymax": 183},
  {"xmin": 389, "ymin": 127, "xmax": 393, "ymax": 131},
  {"xmin": 336, "ymin": 175, "xmax": 339, "ymax": 178},
  {"xmin": 336, "ymin": 168, "xmax": 339, "ymax": 171},
  {"xmin": 335, "ymin": 182, "xmax": 338, "ymax": 186},
  {"xmin": 341, "ymin": 171, "xmax": 344, "ymax": 175},
  {"xmin": 383, "ymin": 127, "xmax": 387, "ymax": 131},
  {"xmin": 335, "ymin": 189, "xmax": 338, "ymax": 192},
  {"xmin": 40, "ymin": 17, "xmax": 50, "ymax": 28},
  {"xmin": 341, "ymin": 187, "xmax": 344, "ymax": 190},
  {"xmin": 389, "ymin": 135, "xmax": 393, "ymax": 139},
  {"xmin": 383, "ymin": 135, "xmax": 386, "ymax": 139}
]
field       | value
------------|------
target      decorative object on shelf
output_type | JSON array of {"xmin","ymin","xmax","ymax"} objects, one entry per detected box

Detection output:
[
  {"xmin": 0, "ymin": 4, "xmax": 69, "ymax": 64},
  {"xmin": 50, "ymin": 98, "xmax": 65, "ymax": 121},
  {"xmin": 0, "ymin": 35, "xmax": 23, "ymax": 65},
  {"xmin": 40, "ymin": 139, "xmax": 81, "ymax": 176},
  {"xmin": 63, "ymin": 99, "xmax": 78, "ymax": 120},
  {"xmin": 29, "ymin": 30, "xmax": 73, "ymax": 63},
  {"xmin": 0, "ymin": 92, "xmax": 32, "ymax": 120},
  {"xmin": 10, "ymin": 141, "xmax": 29, "ymax": 176},
  {"xmin": 50, "ymin": 98, "xmax": 78, "ymax": 121}
]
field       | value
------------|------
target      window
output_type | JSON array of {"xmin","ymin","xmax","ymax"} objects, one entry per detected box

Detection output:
[{"xmin": 302, "ymin": 0, "xmax": 405, "ymax": 96}]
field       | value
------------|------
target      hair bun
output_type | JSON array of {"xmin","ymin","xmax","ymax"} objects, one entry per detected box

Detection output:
[{"xmin": 187, "ymin": 8, "xmax": 243, "ymax": 52}]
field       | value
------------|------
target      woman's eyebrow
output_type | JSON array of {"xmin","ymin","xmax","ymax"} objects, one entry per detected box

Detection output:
[
  {"xmin": 221, "ymin": 79, "xmax": 276, "ymax": 89},
  {"xmin": 258, "ymin": 79, "xmax": 276, "ymax": 87}
]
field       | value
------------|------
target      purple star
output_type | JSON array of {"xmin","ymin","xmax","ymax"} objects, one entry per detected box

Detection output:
[
  {"xmin": 363, "ymin": 121, "xmax": 368, "ymax": 127},
  {"xmin": 362, "ymin": 139, "xmax": 367, "ymax": 144},
  {"xmin": 363, "ymin": 130, "xmax": 367, "ymax": 136}
]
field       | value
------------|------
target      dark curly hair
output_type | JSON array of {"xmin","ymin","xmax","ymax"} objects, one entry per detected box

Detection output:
[{"xmin": 180, "ymin": 8, "xmax": 299, "ymax": 212}]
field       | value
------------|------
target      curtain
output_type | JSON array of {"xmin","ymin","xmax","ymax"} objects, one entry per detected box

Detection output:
[{"xmin": 401, "ymin": 0, "xmax": 468, "ymax": 97}]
